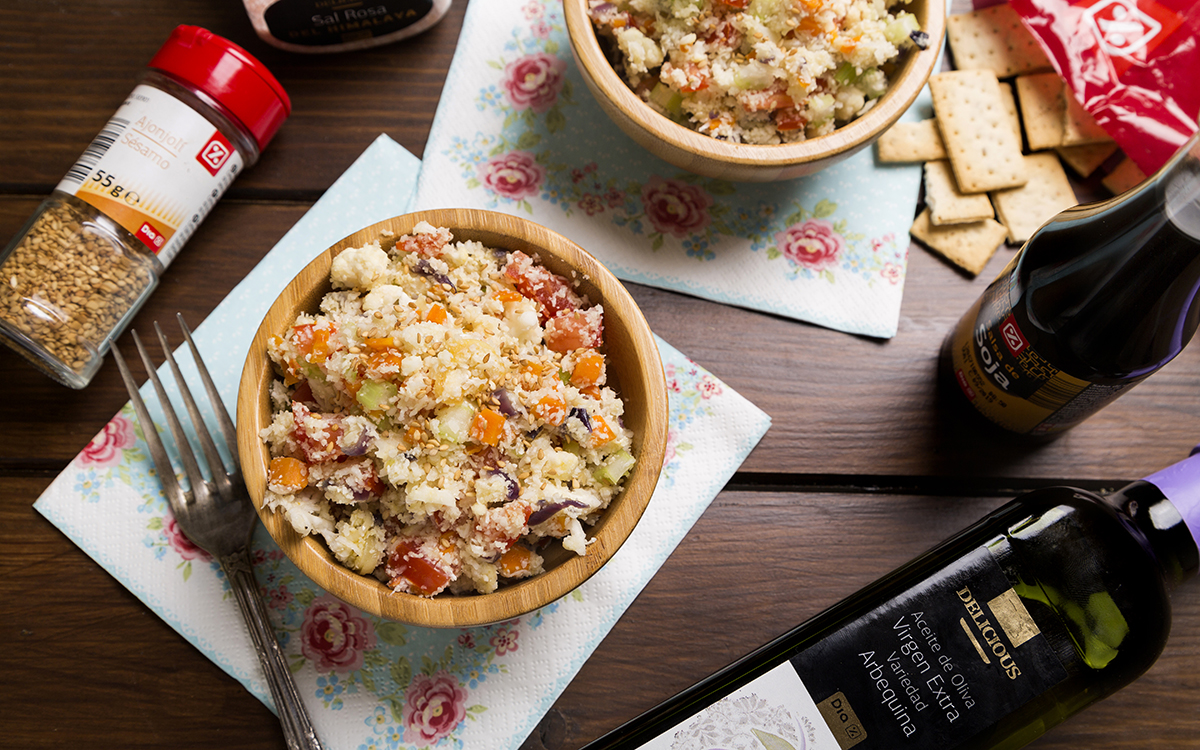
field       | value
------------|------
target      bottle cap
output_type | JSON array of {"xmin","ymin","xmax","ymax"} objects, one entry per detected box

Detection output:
[
  {"xmin": 1142, "ymin": 449, "xmax": 1200, "ymax": 545},
  {"xmin": 148, "ymin": 25, "xmax": 292, "ymax": 150}
]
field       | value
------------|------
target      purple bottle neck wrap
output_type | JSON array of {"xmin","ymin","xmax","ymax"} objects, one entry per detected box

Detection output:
[{"xmin": 1142, "ymin": 450, "xmax": 1200, "ymax": 548}]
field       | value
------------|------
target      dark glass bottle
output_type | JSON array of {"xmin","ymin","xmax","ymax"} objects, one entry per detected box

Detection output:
[
  {"xmin": 580, "ymin": 454, "xmax": 1200, "ymax": 750},
  {"xmin": 941, "ymin": 130, "xmax": 1200, "ymax": 435}
]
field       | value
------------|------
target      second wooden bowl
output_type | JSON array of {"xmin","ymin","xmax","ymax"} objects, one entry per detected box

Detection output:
[
  {"xmin": 236, "ymin": 208, "xmax": 668, "ymax": 627},
  {"xmin": 564, "ymin": 0, "xmax": 946, "ymax": 183}
]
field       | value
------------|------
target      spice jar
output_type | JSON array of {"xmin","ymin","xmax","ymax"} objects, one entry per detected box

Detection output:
[
  {"xmin": 0, "ymin": 25, "xmax": 290, "ymax": 389},
  {"xmin": 241, "ymin": 0, "xmax": 453, "ymax": 53}
]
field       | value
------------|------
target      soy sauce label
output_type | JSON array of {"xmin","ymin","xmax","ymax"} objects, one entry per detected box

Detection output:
[
  {"xmin": 789, "ymin": 545, "xmax": 1067, "ymax": 749},
  {"xmin": 946, "ymin": 267, "xmax": 1139, "ymax": 434},
  {"xmin": 264, "ymin": 0, "xmax": 434, "ymax": 46}
]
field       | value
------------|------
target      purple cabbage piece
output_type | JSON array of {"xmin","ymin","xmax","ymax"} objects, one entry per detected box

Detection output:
[
  {"xmin": 343, "ymin": 432, "xmax": 372, "ymax": 456},
  {"xmin": 493, "ymin": 387, "xmax": 518, "ymax": 417},
  {"xmin": 528, "ymin": 499, "xmax": 590, "ymax": 526},
  {"xmin": 487, "ymin": 468, "xmax": 520, "ymax": 500},
  {"xmin": 568, "ymin": 407, "xmax": 592, "ymax": 432},
  {"xmin": 413, "ymin": 258, "xmax": 456, "ymax": 290}
]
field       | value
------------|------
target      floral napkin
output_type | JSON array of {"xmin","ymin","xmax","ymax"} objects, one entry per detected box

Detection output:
[
  {"xmin": 33, "ymin": 134, "xmax": 772, "ymax": 750},
  {"xmin": 413, "ymin": 0, "xmax": 943, "ymax": 338}
]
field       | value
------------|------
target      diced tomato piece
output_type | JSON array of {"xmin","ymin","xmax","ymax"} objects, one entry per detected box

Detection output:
[
  {"xmin": 291, "ymin": 380, "xmax": 315, "ymax": 405},
  {"xmin": 267, "ymin": 456, "xmax": 308, "ymax": 492},
  {"xmin": 775, "ymin": 107, "xmax": 808, "ymax": 132},
  {"xmin": 290, "ymin": 322, "xmax": 335, "ymax": 364},
  {"xmin": 570, "ymin": 350, "xmax": 605, "ymax": 387},
  {"xmin": 665, "ymin": 62, "xmax": 709, "ymax": 93},
  {"xmin": 545, "ymin": 309, "xmax": 604, "ymax": 352},
  {"xmin": 504, "ymin": 250, "xmax": 584, "ymax": 323},
  {"xmin": 396, "ymin": 229, "xmax": 451, "ymax": 258},
  {"xmin": 470, "ymin": 408, "xmax": 506, "ymax": 446},
  {"xmin": 533, "ymin": 395, "xmax": 567, "ymax": 426},
  {"xmin": 291, "ymin": 402, "xmax": 344, "ymax": 463},
  {"xmin": 387, "ymin": 541, "xmax": 452, "ymax": 596}
]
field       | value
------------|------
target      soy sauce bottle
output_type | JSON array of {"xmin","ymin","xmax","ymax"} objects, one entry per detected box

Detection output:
[
  {"xmin": 941, "ymin": 130, "xmax": 1200, "ymax": 436},
  {"xmin": 578, "ymin": 452, "xmax": 1200, "ymax": 750}
]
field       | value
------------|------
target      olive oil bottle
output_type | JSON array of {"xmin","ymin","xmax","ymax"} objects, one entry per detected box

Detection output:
[
  {"xmin": 579, "ymin": 453, "xmax": 1200, "ymax": 750},
  {"xmin": 942, "ymin": 130, "xmax": 1200, "ymax": 436}
]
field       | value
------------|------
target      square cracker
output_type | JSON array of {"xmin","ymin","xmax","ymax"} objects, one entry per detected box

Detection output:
[
  {"xmin": 1062, "ymin": 93, "xmax": 1113, "ymax": 145},
  {"xmin": 997, "ymin": 82, "xmax": 1022, "ymax": 143},
  {"xmin": 1056, "ymin": 142, "xmax": 1119, "ymax": 177},
  {"xmin": 947, "ymin": 5, "xmax": 1053, "ymax": 78},
  {"xmin": 1102, "ymin": 157, "xmax": 1147, "ymax": 194},
  {"xmin": 877, "ymin": 120, "xmax": 947, "ymax": 163},
  {"xmin": 1015, "ymin": 73, "xmax": 1066, "ymax": 151},
  {"xmin": 990, "ymin": 153, "xmax": 1078, "ymax": 243},
  {"xmin": 930, "ymin": 70, "xmax": 1027, "ymax": 193},
  {"xmin": 911, "ymin": 207, "xmax": 1008, "ymax": 276},
  {"xmin": 925, "ymin": 160, "xmax": 995, "ymax": 225}
]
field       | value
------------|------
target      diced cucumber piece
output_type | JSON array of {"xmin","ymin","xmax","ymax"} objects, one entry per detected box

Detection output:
[
  {"xmin": 885, "ymin": 12, "xmax": 920, "ymax": 47},
  {"xmin": 594, "ymin": 449, "xmax": 636, "ymax": 485},
  {"xmin": 649, "ymin": 82, "xmax": 684, "ymax": 115},
  {"xmin": 356, "ymin": 380, "xmax": 397, "ymax": 413},
  {"xmin": 733, "ymin": 61, "xmax": 775, "ymax": 91},
  {"xmin": 435, "ymin": 400, "xmax": 477, "ymax": 444},
  {"xmin": 833, "ymin": 62, "xmax": 859, "ymax": 86}
]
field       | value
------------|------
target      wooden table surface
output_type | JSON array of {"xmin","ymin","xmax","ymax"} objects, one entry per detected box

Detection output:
[{"xmin": 2, "ymin": 1, "xmax": 1198, "ymax": 749}]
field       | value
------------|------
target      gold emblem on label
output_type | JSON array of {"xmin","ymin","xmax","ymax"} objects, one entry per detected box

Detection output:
[
  {"xmin": 816, "ymin": 691, "xmax": 867, "ymax": 749},
  {"xmin": 988, "ymin": 588, "xmax": 1041, "ymax": 648}
]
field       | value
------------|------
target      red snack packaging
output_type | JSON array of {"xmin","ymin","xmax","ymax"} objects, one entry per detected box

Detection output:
[{"xmin": 1009, "ymin": 0, "xmax": 1200, "ymax": 173}]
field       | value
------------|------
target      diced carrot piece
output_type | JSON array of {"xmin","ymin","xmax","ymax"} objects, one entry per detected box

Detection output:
[
  {"xmin": 367, "ymin": 349, "xmax": 405, "ymax": 374},
  {"xmin": 470, "ymin": 408, "xmax": 506, "ymax": 446},
  {"xmin": 498, "ymin": 545, "xmax": 536, "ymax": 578},
  {"xmin": 580, "ymin": 385, "xmax": 602, "ymax": 400},
  {"xmin": 570, "ymin": 350, "xmax": 605, "ymax": 387},
  {"xmin": 492, "ymin": 288, "xmax": 523, "ymax": 303},
  {"xmin": 364, "ymin": 337, "xmax": 396, "ymax": 350},
  {"xmin": 533, "ymin": 395, "xmax": 567, "ymax": 426},
  {"xmin": 426, "ymin": 303, "xmax": 447, "ymax": 324},
  {"xmin": 268, "ymin": 456, "xmax": 308, "ymax": 492},
  {"xmin": 590, "ymin": 414, "xmax": 617, "ymax": 447}
]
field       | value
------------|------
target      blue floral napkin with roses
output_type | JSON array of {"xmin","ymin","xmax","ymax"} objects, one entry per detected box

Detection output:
[
  {"xmin": 33, "ymin": 135, "xmax": 772, "ymax": 750},
  {"xmin": 413, "ymin": 0, "xmax": 943, "ymax": 338}
]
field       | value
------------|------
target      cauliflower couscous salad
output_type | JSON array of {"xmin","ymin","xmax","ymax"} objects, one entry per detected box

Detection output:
[
  {"xmin": 589, "ymin": 0, "xmax": 930, "ymax": 144},
  {"xmin": 259, "ymin": 223, "xmax": 637, "ymax": 597}
]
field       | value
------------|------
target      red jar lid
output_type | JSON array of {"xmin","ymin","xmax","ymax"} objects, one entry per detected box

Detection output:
[{"xmin": 148, "ymin": 25, "xmax": 292, "ymax": 151}]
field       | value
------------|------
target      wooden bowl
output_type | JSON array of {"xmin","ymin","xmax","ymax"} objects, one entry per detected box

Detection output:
[
  {"xmin": 564, "ymin": 0, "xmax": 946, "ymax": 183},
  {"xmin": 236, "ymin": 209, "xmax": 668, "ymax": 628}
]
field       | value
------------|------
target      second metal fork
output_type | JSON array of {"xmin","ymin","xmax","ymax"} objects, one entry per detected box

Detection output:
[{"xmin": 112, "ymin": 314, "xmax": 323, "ymax": 750}]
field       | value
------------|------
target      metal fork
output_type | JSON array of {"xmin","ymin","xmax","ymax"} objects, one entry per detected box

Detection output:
[{"xmin": 112, "ymin": 314, "xmax": 324, "ymax": 750}]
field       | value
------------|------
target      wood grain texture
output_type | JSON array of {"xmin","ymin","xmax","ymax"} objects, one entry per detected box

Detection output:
[{"xmin": 2, "ymin": 1, "xmax": 1198, "ymax": 749}]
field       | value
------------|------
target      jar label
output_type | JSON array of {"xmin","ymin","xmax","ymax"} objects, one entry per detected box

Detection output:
[
  {"xmin": 263, "ymin": 0, "xmax": 435, "ymax": 47},
  {"xmin": 627, "ymin": 546, "xmax": 1066, "ymax": 749},
  {"xmin": 54, "ymin": 84, "xmax": 245, "ymax": 267},
  {"xmin": 946, "ymin": 267, "xmax": 1138, "ymax": 434}
]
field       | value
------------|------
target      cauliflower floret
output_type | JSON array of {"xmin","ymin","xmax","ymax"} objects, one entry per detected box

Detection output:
[
  {"xmin": 615, "ymin": 27, "xmax": 664, "ymax": 76},
  {"xmin": 329, "ymin": 508, "xmax": 386, "ymax": 574},
  {"xmin": 331, "ymin": 241, "xmax": 390, "ymax": 290}
]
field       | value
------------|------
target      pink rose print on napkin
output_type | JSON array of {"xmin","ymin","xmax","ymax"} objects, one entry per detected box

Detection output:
[
  {"xmin": 502, "ymin": 52, "xmax": 567, "ymax": 113},
  {"xmin": 79, "ymin": 415, "xmax": 136, "ymax": 466},
  {"xmin": 489, "ymin": 625, "xmax": 520, "ymax": 656},
  {"xmin": 775, "ymin": 219, "xmax": 846, "ymax": 270},
  {"xmin": 300, "ymin": 595, "xmax": 377, "ymax": 673},
  {"xmin": 641, "ymin": 176, "xmax": 713, "ymax": 238},
  {"xmin": 164, "ymin": 514, "xmax": 211, "ymax": 562},
  {"xmin": 480, "ymin": 151, "xmax": 545, "ymax": 200},
  {"xmin": 402, "ymin": 671, "xmax": 468, "ymax": 745}
]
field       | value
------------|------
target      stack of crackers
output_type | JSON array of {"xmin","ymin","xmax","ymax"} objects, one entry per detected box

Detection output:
[{"xmin": 877, "ymin": 4, "xmax": 1147, "ymax": 275}]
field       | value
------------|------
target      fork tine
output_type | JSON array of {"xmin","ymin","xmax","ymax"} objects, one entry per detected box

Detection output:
[
  {"xmin": 153, "ymin": 321, "xmax": 232, "ymax": 498},
  {"xmin": 112, "ymin": 344, "xmax": 188, "ymax": 514},
  {"xmin": 132, "ymin": 329, "xmax": 211, "ymax": 506},
  {"xmin": 176, "ymin": 313, "xmax": 241, "ymax": 483}
]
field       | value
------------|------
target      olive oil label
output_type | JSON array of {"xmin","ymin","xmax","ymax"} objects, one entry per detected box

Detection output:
[
  {"xmin": 947, "ymin": 267, "xmax": 1139, "ymax": 434},
  {"xmin": 789, "ymin": 545, "xmax": 1067, "ymax": 749}
]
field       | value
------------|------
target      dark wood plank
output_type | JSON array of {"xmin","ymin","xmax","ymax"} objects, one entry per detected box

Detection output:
[
  {"xmin": 0, "ymin": 0, "xmax": 468, "ymax": 196},
  {"xmin": 5, "ymin": 482, "xmax": 1196, "ymax": 750}
]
